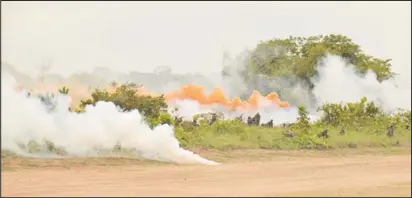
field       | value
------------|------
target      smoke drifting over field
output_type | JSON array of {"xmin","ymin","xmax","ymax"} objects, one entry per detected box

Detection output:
[
  {"xmin": 2, "ymin": 53, "xmax": 410, "ymax": 164},
  {"xmin": 1, "ymin": 73, "xmax": 219, "ymax": 165},
  {"xmin": 164, "ymin": 53, "xmax": 411, "ymax": 123},
  {"xmin": 2, "ymin": 1, "xmax": 410, "ymax": 166}
]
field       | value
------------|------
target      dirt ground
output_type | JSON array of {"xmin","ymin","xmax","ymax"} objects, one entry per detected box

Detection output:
[{"xmin": 2, "ymin": 149, "xmax": 411, "ymax": 197}]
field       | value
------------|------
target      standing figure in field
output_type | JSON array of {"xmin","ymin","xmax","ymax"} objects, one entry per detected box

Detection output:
[
  {"xmin": 247, "ymin": 116, "xmax": 253, "ymax": 125},
  {"xmin": 251, "ymin": 113, "xmax": 261, "ymax": 126},
  {"xmin": 261, "ymin": 119, "xmax": 273, "ymax": 127}
]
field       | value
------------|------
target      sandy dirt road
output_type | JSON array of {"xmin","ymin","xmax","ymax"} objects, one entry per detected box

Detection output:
[{"xmin": 2, "ymin": 152, "xmax": 411, "ymax": 197}]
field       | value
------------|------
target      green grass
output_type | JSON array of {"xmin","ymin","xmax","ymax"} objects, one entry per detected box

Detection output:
[
  {"xmin": 175, "ymin": 120, "xmax": 411, "ymax": 150},
  {"xmin": 2, "ymin": 106, "xmax": 411, "ymax": 159},
  {"xmin": 2, "ymin": 120, "xmax": 410, "ymax": 158}
]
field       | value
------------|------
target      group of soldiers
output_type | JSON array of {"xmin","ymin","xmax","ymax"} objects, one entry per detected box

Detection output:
[
  {"xmin": 174, "ymin": 111, "xmax": 400, "ymax": 139},
  {"xmin": 174, "ymin": 112, "xmax": 275, "ymax": 128}
]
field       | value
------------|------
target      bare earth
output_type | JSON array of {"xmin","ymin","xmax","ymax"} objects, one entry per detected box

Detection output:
[{"xmin": 2, "ymin": 150, "xmax": 411, "ymax": 197}]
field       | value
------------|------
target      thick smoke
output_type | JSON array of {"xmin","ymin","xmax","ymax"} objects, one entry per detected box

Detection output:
[
  {"xmin": 2, "ymin": 52, "xmax": 410, "ymax": 162},
  {"xmin": 312, "ymin": 54, "xmax": 411, "ymax": 111},
  {"xmin": 1, "ymin": 73, "xmax": 219, "ymax": 165},
  {"xmin": 193, "ymin": 52, "xmax": 411, "ymax": 124}
]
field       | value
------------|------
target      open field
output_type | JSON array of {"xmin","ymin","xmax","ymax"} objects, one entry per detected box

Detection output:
[
  {"xmin": 3, "ymin": 1, "xmax": 411, "ymax": 197},
  {"xmin": 2, "ymin": 148, "xmax": 411, "ymax": 197}
]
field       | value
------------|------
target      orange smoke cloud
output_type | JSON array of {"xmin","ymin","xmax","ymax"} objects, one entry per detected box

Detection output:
[
  {"xmin": 109, "ymin": 84, "xmax": 290, "ymax": 110},
  {"xmin": 16, "ymin": 82, "xmax": 290, "ymax": 110},
  {"xmin": 161, "ymin": 84, "xmax": 290, "ymax": 110}
]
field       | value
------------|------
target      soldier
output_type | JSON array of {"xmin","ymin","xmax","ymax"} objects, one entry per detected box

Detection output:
[
  {"xmin": 252, "ymin": 113, "xmax": 261, "ymax": 126},
  {"xmin": 174, "ymin": 116, "xmax": 183, "ymax": 126},
  {"xmin": 209, "ymin": 113, "xmax": 217, "ymax": 125},
  {"xmin": 339, "ymin": 127, "xmax": 346, "ymax": 135},
  {"xmin": 317, "ymin": 129, "xmax": 329, "ymax": 138},
  {"xmin": 261, "ymin": 119, "xmax": 273, "ymax": 127},
  {"xmin": 387, "ymin": 124, "xmax": 395, "ymax": 137},
  {"xmin": 247, "ymin": 116, "xmax": 253, "ymax": 125}
]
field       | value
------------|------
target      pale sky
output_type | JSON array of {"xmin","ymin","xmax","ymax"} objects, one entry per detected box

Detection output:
[{"xmin": 1, "ymin": 1, "xmax": 411, "ymax": 79}]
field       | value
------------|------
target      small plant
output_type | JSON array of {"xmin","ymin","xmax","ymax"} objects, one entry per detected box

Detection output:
[
  {"xmin": 38, "ymin": 93, "xmax": 57, "ymax": 112},
  {"xmin": 58, "ymin": 86, "xmax": 70, "ymax": 95},
  {"xmin": 296, "ymin": 105, "xmax": 310, "ymax": 133}
]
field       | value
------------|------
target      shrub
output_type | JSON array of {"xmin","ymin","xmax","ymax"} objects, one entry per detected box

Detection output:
[
  {"xmin": 146, "ymin": 111, "xmax": 175, "ymax": 128},
  {"xmin": 79, "ymin": 82, "xmax": 169, "ymax": 127},
  {"xmin": 58, "ymin": 86, "xmax": 70, "ymax": 95},
  {"xmin": 296, "ymin": 105, "xmax": 311, "ymax": 133},
  {"xmin": 316, "ymin": 97, "xmax": 385, "ymax": 127}
]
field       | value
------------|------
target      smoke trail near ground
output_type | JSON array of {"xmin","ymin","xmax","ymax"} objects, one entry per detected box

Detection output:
[{"xmin": 1, "ymin": 73, "xmax": 219, "ymax": 165}]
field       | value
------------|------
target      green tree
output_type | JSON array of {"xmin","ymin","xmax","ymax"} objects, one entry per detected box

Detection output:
[{"xmin": 239, "ymin": 34, "xmax": 395, "ymax": 91}]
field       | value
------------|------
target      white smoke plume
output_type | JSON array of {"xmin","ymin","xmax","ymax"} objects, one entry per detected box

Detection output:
[
  {"xmin": 2, "ymin": 51, "xmax": 410, "ymax": 162},
  {"xmin": 189, "ymin": 53, "xmax": 411, "ymax": 125},
  {"xmin": 2, "ymin": 52, "xmax": 410, "ymax": 162},
  {"xmin": 312, "ymin": 54, "xmax": 411, "ymax": 112},
  {"xmin": 1, "ymin": 73, "xmax": 219, "ymax": 165}
]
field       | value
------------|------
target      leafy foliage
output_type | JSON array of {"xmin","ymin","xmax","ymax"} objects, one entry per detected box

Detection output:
[
  {"xmin": 251, "ymin": 34, "xmax": 394, "ymax": 81},
  {"xmin": 296, "ymin": 105, "xmax": 310, "ymax": 133},
  {"xmin": 223, "ymin": 34, "xmax": 396, "ymax": 98},
  {"xmin": 79, "ymin": 82, "xmax": 168, "ymax": 125},
  {"xmin": 316, "ymin": 97, "xmax": 384, "ymax": 126}
]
